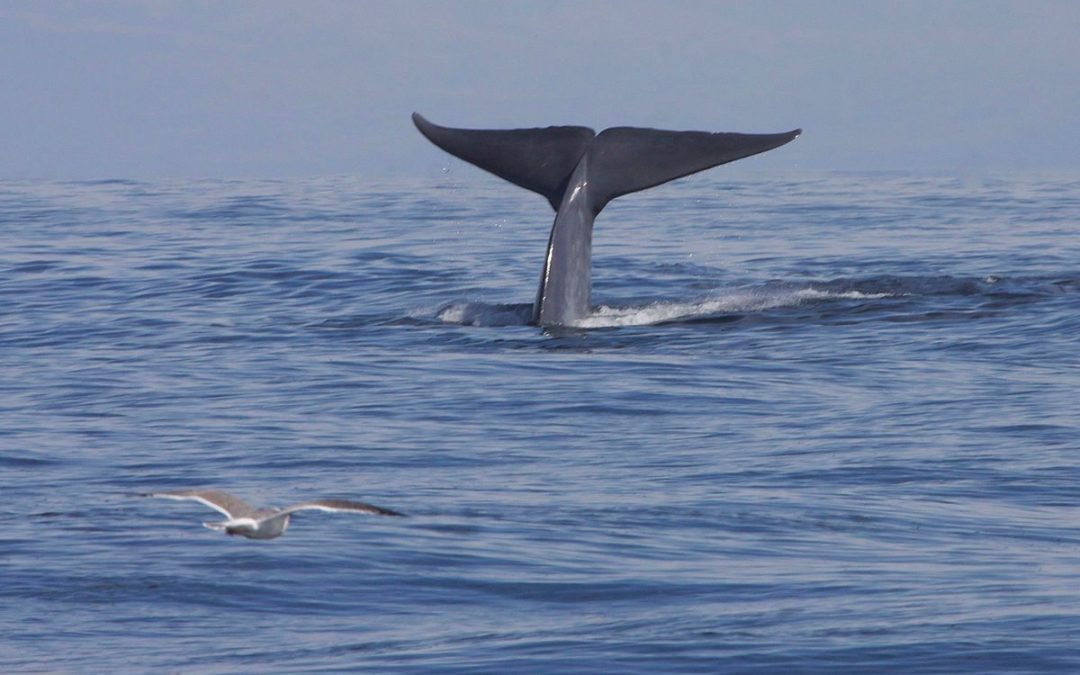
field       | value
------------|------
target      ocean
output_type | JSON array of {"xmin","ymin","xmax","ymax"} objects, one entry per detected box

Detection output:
[{"xmin": 1, "ymin": 171, "xmax": 1077, "ymax": 672}]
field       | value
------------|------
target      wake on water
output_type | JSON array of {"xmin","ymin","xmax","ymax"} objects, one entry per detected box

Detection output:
[
  {"xmin": 575, "ymin": 287, "xmax": 894, "ymax": 328},
  {"xmin": 436, "ymin": 285, "xmax": 893, "ymax": 329},
  {"xmin": 434, "ymin": 274, "xmax": 1074, "ymax": 329}
]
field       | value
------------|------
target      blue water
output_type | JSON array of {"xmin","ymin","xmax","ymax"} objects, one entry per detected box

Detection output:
[{"xmin": 1, "ymin": 172, "xmax": 1078, "ymax": 672}]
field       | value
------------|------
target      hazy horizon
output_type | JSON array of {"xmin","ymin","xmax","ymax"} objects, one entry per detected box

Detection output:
[{"xmin": 2, "ymin": 1, "xmax": 1078, "ymax": 180}]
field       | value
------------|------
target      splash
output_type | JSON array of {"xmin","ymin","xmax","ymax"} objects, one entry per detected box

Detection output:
[
  {"xmin": 436, "ymin": 287, "xmax": 895, "ymax": 329},
  {"xmin": 574, "ymin": 288, "xmax": 894, "ymax": 328},
  {"xmin": 436, "ymin": 302, "xmax": 533, "ymax": 327}
]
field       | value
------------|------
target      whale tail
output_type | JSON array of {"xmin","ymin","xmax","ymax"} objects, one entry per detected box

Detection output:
[
  {"xmin": 413, "ymin": 112, "xmax": 800, "ymax": 326},
  {"xmin": 412, "ymin": 113, "xmax": 800, "ymax": 213}
]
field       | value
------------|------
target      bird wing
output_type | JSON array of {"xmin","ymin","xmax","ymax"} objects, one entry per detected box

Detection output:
[
  {"xmin": 146, "ymin": 490, "xmax": 259, "ymax": 519},
  {"xmin": 278, "ymin": 499, "xmax": 405, "ymax": 517}
]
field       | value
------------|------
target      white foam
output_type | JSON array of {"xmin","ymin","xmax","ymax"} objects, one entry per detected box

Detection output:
[
  {"xmin": 572, "ymin": 288, "xmax": 894, "ymax": 329},
  {"xmin": 436, "ymin": 302, "xmax": 531, "ymax": 327},
  {"xmin": 436, "ymin": 288, "xmax": 896, "ymax": 329}
]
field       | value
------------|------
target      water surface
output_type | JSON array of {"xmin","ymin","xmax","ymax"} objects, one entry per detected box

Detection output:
[{"xmin": 1, "ymin": 172, "xmax": 1077, "ymax": 672}]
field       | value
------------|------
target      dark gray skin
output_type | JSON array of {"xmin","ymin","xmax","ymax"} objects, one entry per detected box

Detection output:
[{"xmin": 413, "ymin": 113, "xmax": 800, "ymax": 327}]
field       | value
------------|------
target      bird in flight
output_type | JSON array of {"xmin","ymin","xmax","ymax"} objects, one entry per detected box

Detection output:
[{"xmin": 144, "ymin": 489, "xmax": 405, "ymax": 539}]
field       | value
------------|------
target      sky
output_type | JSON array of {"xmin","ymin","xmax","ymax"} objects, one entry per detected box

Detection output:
[{"xmin": 1, "ymin": 1, "xmax": 1078, "ymax": 179}]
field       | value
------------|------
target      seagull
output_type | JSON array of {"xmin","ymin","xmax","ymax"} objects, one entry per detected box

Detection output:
[{"xmin": 144, "ymin": 489, "xmax": 405, "ymax": 539}]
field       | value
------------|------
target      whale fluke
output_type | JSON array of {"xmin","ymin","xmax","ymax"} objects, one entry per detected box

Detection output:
[
  {"xmin": 586, "ymin": 126, "xmax": 801, "ymax": 213},
  {"xmin": 413, "ymin": 113, "xmax": 800, "ymax": 326},
  {"xmin": 413, "ymin": 113, "xmax": 594, "ymax": 210}
]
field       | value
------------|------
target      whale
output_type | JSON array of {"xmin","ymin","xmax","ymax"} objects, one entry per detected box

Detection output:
[{"xmin": 413, "ymin": 112, "xmax": 800, "ymax": 327}]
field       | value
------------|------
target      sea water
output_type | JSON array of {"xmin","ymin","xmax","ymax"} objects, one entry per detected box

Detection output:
[{"xmin": 1, "ymin": 172, "xmax": 1077, "ymax": 672}]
